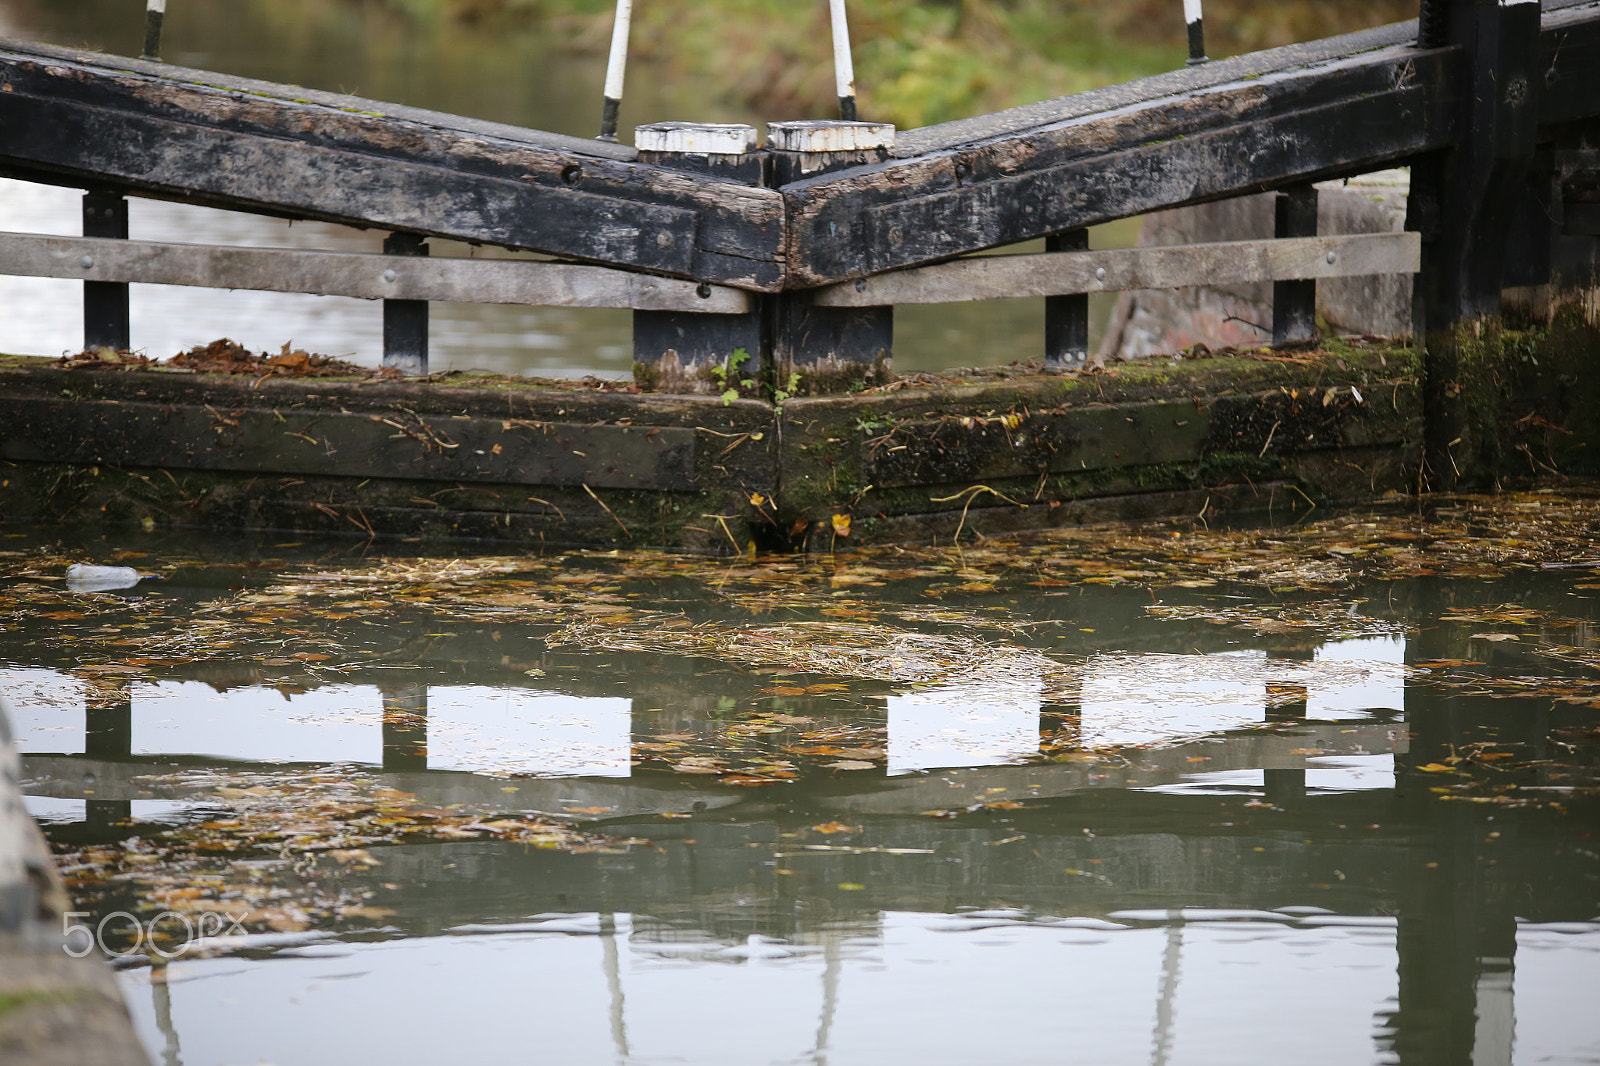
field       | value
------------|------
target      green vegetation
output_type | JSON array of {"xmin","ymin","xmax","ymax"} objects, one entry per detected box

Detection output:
[{"xmin": 362, "ymin": 0, "xmax": 1418, "ymax": 128}]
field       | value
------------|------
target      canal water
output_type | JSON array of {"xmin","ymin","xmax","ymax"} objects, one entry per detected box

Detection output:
[{"xmin": 3, "ymin": 490, "xmax": 1599, "ymax": 1064}]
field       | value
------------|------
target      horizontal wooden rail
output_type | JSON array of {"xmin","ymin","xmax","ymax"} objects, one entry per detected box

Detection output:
[
  {"xmin": 813, "ymin": 232, "xmax": 1421, "ymax": 307},
  {"xmin": 0, "ymin": 232, "xmax": 752, "ymax": 313}
]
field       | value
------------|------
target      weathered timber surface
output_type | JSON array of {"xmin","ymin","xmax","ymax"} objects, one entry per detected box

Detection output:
[
  {"xmin": 777, "ymin": 349, "xmax": 1422, "ymax": 548},
  {"xmin": 0, "ymin": 398, "xmax": 701, "ymax": 491},
  {"xmin": 783, "ymin": 4, "xmax": 1600, "ymax": 286},
  {"xmin": 0, "ymin": 232, "xmax": 753, "ymax": 313},
  {"xmin": 815, "ymin": 233, "xmax": 1421, "ymax": 307},
  {"xmin": 0, "ymin": 362, "xmax": 777, "ymax": 551},
  {"xmin": 0, "ymin": 350, "xmax": 1431, "ymax": 548},
  {"xmin": 0, "ymin": 40, "xmax": 783, "ymax": 290}
]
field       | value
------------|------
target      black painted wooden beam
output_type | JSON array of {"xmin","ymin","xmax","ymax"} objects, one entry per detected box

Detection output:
[
  {"xmin": 1272, "ymin": 185, "xmax": 1319, "ymax": 346},
  {"xmin": 0, "ymin": 40, "xmax": 784, "ymax": 291},
  {"xmin": 81, "ymin": 192, "xmax": 129, "ymax": 352},
  {"xmin": 783, "ymin": 5, "xmax": 1600, "ymax": 288}
]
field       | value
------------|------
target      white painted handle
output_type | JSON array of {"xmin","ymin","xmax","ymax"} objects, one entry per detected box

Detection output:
[
  {"xmin": 830, "ymin": 0, "xmax": 856, "ymax": 102},
  {"xmin": 603, "ymin": 0, "xmax": 633, "ymax": 102}
]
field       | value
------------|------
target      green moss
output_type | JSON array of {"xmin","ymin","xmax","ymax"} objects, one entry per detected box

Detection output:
[
  {"xmin": 0, "ymin": 988, "xmax": 75, "ymax": 1018},
  {"xmin": 631, "ymin": 362, "xmax": 662, "ymax": 392}
]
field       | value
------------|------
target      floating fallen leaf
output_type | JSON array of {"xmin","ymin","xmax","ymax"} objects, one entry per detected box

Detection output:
[
  {"xmin": 327, "ymin": 849, "xmax": 381, "ymax": 866},
  {"xmin": 825, "ymin": 760, "xmax": 877, "ymax": 771},
  {"xmin": 810, "ymin": 822, "xmax": 858, "ymax": 834}
]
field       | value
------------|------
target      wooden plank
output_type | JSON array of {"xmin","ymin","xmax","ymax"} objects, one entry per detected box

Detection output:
[
  {"xmin": 894, "ymin": 20, "xmax": 1422, "ymax": 156},
  {"xmin": 815, "ymin": 233, "xmax": 1421, "ymax": 308},
  {"xmin": 864, "ymin": 401, "xmax": 1214, "ymax": 489},
  {"xmin": 785, "ymin": 46, "xmax": 1447, "ymax": 285},
  {"xmin": 0, "ymin": 398, "xmax": 701, "ymax": 491},
  {"xmin": 0, "ymin": 232, "xmax": 754, "ymax": 313},
  {"xmin": 784, "ymin": 1, "xmax": 1600, "ymax": 287},
  {"xmin": 0, "ymin": 40, "xmax": 784, "ymax": 290}
]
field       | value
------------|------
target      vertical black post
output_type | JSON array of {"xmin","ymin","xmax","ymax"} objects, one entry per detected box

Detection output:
[
  {"xmin": 1410, "ymin": 0, "xmax": 1542, "ymax": 488},
  {"xmin": 1044, "ymin": 229, "xmax": 1090, "ymax": 367},
  {"xmin": 766, "ymin": 121, "xmax": 896, "ymax": 393},
  {"xmin": 633, "ymin": 124, "xmax": 769, "ymax": 392},
  {"xmin": 382, "ymin": 232, "xmax": 429, "ymax": 376},
  {"xmin": 82, "ymin": 192, "xmax": 130, "ymax": 352},
  {"xmin": 1272, "ymin": 184, "xmax": 1319, "ymax": 346},
  {"xmin": 1184, "ymin": 0, "xmax": 1208, "ymax": 65},
  {"xmin": 381, "ymin": 685, "xmax": 428, "ymax": 773},
  {"xmin": 1416, "ymin": 0, "xmax": 1449, "ymax": 49},
  {"xmin": 141, "ymin": 0, "xmax": 166, "ymax": 61}
]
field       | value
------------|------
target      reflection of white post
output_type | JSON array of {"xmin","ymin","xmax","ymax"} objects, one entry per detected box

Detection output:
[
  {"xmin": 600, "ymin": 912, "xmax": 631, "ymax": 1060},
  {"xmin": 1472, "ymin": 961, "xmax": 1514, "ymax": 1066},
  {"xmin": 1149, "ymin": 913, "xmax": 1184, "ymax": 1066},
  {"xmin": 812, "ymin": 935, "xmax": 841, "ymax": 1065},
  {"xmin": 152, "ymin": 970, "xmax": 182, "ymax": 1066}
]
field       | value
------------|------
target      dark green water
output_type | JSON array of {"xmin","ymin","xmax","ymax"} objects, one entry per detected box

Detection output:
[{"xmin": 3, "ymin": 497, "xmax": 1598, "ymax": 1065}]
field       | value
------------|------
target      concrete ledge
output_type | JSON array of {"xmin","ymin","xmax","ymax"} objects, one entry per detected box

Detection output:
[{"xmin": 1, "ymin": 706, "xmax": 148, "ymax": 1066}]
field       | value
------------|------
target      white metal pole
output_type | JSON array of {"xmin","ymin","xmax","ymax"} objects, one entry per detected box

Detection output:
[
  {"xmin": 829, "ymin": 0, "xmax": 858, "ymax": 121},
  {"xmin": 598, "ymin": 0, "xmax": 633, "ymax": 142}
]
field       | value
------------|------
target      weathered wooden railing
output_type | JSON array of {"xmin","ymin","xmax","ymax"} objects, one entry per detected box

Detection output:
[{"xmin": 0, "ymin": 0, "xmax": 1595, "ymax": 399}]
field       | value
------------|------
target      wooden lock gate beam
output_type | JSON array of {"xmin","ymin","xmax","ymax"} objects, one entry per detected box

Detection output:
[
  {"xmin": 781, "ymin": 0, "xmax": 1600, "ymax": 288},
  {"xmin": 0, "ymin": 39, "xmax": 785, "ymax": 292}
]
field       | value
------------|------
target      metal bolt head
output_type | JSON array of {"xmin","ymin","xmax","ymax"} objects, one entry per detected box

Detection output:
[
  {"xmin": 656, "ymin": 232, "xmax": 674, "ymax": 249},
  {"xmin": 1095, "ymin": 267, "xmax": 1107, "ymax": 282},
  {"xmin": 383, "ymin": 268, "xmax": 397, "ymax": 283},
  {"xmin": 1326, "ymin": 250, "xmax": 1337, "ymax": 264},
  {"xmin": 80, "ymin": 255, "xmax": 94, "ymax": 269}
]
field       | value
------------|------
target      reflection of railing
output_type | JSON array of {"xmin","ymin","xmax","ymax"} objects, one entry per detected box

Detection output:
[{"xmin": 7, "ymin": 641, "xmax": 1408, "ymax": 795}]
